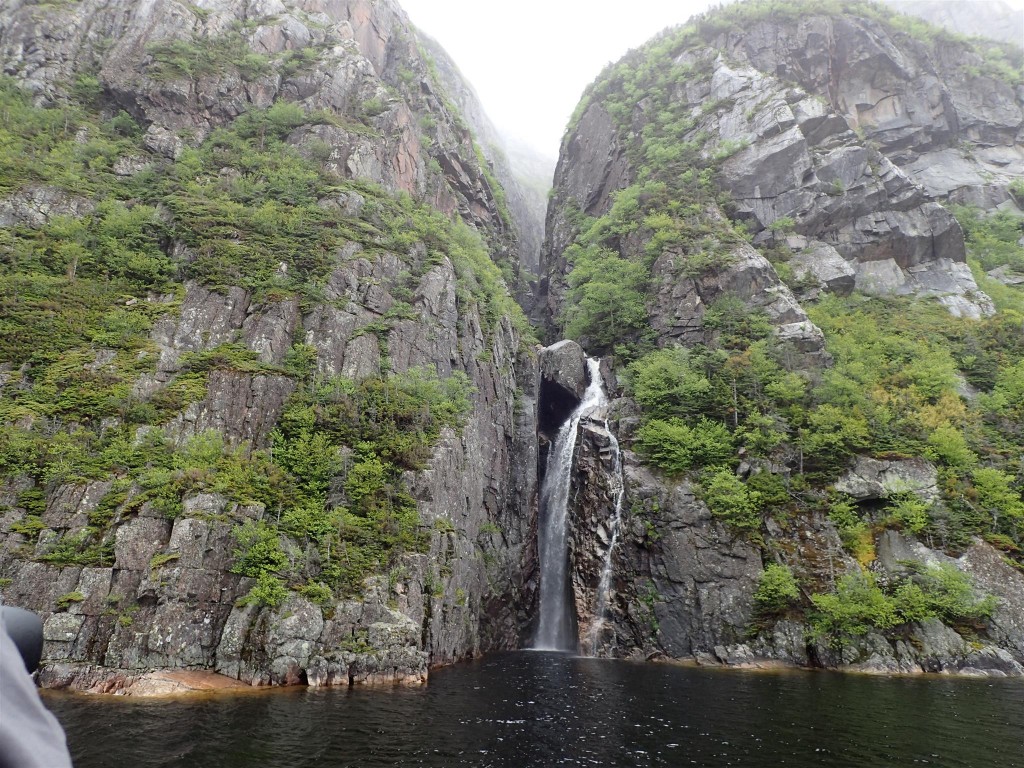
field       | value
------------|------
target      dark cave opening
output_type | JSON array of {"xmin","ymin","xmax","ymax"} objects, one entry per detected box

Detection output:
[{"xmin": 538, "ymin": 376, "xmax": 582, "ymax": 440}]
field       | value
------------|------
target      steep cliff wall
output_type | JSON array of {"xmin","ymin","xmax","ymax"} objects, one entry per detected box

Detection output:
[
  {"xmin": 539, "ymin": 0, "xmax": 1024, "ymax": 675},
  {"xmin": 417, "ymin": 33, "xmax": 551, "ymax": 276},
  {"xmin": 539, "ymin": 2, "xmax": 1024, "ymax": 334},
  {"xmin": 0, "ymin": 0, "xmax": 538, "ymax": 691}
]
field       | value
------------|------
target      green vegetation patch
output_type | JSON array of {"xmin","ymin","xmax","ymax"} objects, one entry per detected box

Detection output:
[
  {"xmin": 0, "ymin": 74, "xmax": 527, "ymax": 610},
  {"xmin": 622, "ymin": 291, "xmax": 1024, "ymax": 559},
  {"xmin": 145, "ymin": 25, "xmax": 272, "ymax": 82},
  {"xmin": 229, "ymin": 366, "xmax": 474, "ymax": 604},
  {"xmin": 809, "ymin": 565, "xmax": 998, "ymax": 647}
]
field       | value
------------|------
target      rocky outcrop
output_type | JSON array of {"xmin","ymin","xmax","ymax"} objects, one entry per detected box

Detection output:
[
  {"xmin": 0, "ymin": 185, "xmax": 96, "ymax": 228},
  {"xmin": 729, "ymin": 14, "xmax": 1023, "ymax": 211},
  {"xmin": 561, "ymin": 414, "xmax": 1024, "ymax": 675},
  {"xmin": 649, "ymin": 229, "xmax": 830, "ymax": 367},
  {"xmin": 0, "ymin": 0, "xmax": 518, "ymax": 256},
  {"xmin": 531, "ymin": 3, "xmax": 1023, "ymax": 676},
  {"xmin": 539, "ymin": 7, "xmax": 1021, "ymax": 333},
  {"xmin": 834, "ymin": 456, "xmax": 940, "ymax": 503},
  {"xmin": 567, "ymin": 417, "xmax": 762, "ymax": 660},
  {"xmin": 1, "ymin": 254, "xmax": 539, "ymax": 690},
  {"xmin": 539, "ymin": 340, "xmax": 588, "ymax": 400},
  {"xmin": 537, "ymin": 340, "xmax": 601, "ymax": 449},
  {"xmin": 692, "ymin": 50, "xmax": 997, "ymax": 317}
]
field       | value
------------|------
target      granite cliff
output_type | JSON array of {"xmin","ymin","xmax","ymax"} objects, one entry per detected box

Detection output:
[
  {"xmin": 536, "ymin": 1, "xmax": 1024, "ymax": 675},
  {"xmin": 0, "ymin": 0, "xmax": 539, "ymax": 692}
]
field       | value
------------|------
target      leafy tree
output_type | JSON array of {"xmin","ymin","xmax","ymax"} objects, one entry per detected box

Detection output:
[
  {"xmin": 230, "ymin": 520, "xmax": 288, "ymax": 579},
  {"xmin": 885, "ymin": 493, "xmax": 932, "ymax": 535},
  {"xmin": 798, "ymin": 405, "xmax": 871, "ymax": 469},
  {"xmin": 827, "ymin": 496, "xmax": 874, "ymax": 565},
  {"xmin": 913, "ymin": 563, "xmax": 998, "ymax": 626},
  {"xmin": 925, "ymin": 424, "xmax": 977, "ymax": 469},
  {"xmin": 972, "ymin": 468, "xmax": 1024, "ymax": 538},
  {"xmin": 810, "ymin": 572, "xmax": 899, "ymax": 642},
  {"xmin": 562, "ymin": 246, "xmax": 650, "ymax": 351},
  {"xmin": 628, "ymin": 347, "xmax": 716, "ymax": 420}
]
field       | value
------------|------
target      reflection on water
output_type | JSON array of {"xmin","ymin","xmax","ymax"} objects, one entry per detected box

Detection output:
[{"xmin": 47, "ymin": 652, "xmax": 1024, "ymax": 767}]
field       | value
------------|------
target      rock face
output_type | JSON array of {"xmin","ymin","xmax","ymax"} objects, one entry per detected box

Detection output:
[
  {"xmin": 2, "ymin": 264, "xmax": 539, "ymax": 689},
  {"xmin": 558, "ymin": 413, "xmax": 1024, "ymax": 676},
  {"xmin": 834, "ymin": 456, "xmax": 940, "ymax": 503},
  {"xmin": 539, "ymin": 340, "xmax": 588, "ymax": 399},
  {"xmin": 560, "ymin": 416, "xmax": 761, "ymax": 660},
  {"xmin": 0, "ymin": 0, "xmax": 539, "ymax": 691},
  {"xmin": 648, "ymin": 234, "xmax": 830, "ymax": 368},
  {"xmin": 0, "ymin": 0, "xmax": 518, "ymax": 252},
  {"xmin": 534, "ymin": 3, "xmax": 1024, "ymax": 676},
  {"xmin": 538, "ymin": 8, "xmax": 1022, "ymax": 331},
  {"xmin": 729, "ymin": 15, "xmax": 1023, "ymax": 212}
]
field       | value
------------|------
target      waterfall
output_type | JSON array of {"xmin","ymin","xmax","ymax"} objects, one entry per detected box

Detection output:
[
  {"xmin": 585, "ymin": 421, "xmax": 625, "ymax": 656},
  {"xmin": 534, "ymin": 358, "xmax": 607, "ymax": 652}
]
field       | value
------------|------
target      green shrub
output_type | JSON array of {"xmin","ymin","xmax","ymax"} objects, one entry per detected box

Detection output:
[
  {"xmin": 885, "ymin": 493, "xmax": 932, "ymax": 535},
  {"xmin": 769, "ymin": 216, "xmax": 796, "ymax": 234},
  {"xmin": 230, "ymin": 520, "xmax": 288, "ymax": 578},
  {"xmin": 810, "ymin": 564, "xmax": 998, "ymax": 646},
  {"xmin": 1009, "ymin": 179, "xmax": 1024, "ymax": 203},
  {"xmin": 239, "ymin": 571, "xmax": 289, "ymax": 608},
  {"xmin": 635, "ymin": 417, "xmax": 734, "ymax": 474},
  {"xmin": 810, "ymin": 572, "xmax": 899, "ymax": 642},
  {"xmin": 11, "ymin": 514, "xmax": 46, "ymax": 540},
  {"xmin": 925, "ymin": 425, "xmax": 977, "ymax": 469},
  {"xmin": 149, "ymin": 552, "xmax": 180, "ymax": 571},
  {"xmin": 627, "ymin": 347, "xmax": 716, "ymax": 420},
  {"xmin": 972, "ymin": 467, "xmax": 1024, "ymax": 537},
  {"xmin": 701, "ymin": 468, "xmax": 761, "ymax": 531},
  {"xmin": 754, "ymin": 563, "xmax": 800, "ymax": 614},
  {"xmin": 298, "ymin": 580, "xmax": 333, "ymax": 604},
  {"xmin": 912, "ymin": 562, "xmax": 999, "ymax": 626},
  {"xmin": 828, "ymin": 496, "xmax": 875, "ymax": 566},
  {"xmin": 145, "ymin": 28, "xmax": 271, "ymax": 82},
  {"xmin": 39, "ymin": 530, "xmax": 114, "ymax": 567}
]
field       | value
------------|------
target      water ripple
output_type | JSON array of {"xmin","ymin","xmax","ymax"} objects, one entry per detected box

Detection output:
[{"xmin": 46, "ymin": 653, "xmax": 1024, "ymax": 768}]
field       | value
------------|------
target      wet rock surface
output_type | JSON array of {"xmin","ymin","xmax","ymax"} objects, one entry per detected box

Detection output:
[{"xmin": 567, "ymin": 419, "xmax": 762, "ymax": 660}]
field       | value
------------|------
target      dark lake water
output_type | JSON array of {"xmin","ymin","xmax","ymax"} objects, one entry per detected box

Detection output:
[{"xmin": 48, "ymin": 652, "xmax": 1023, "ymax": 768}]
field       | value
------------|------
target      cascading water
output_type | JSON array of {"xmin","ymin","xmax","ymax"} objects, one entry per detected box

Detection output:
[
  {"xmin": 534, "ymin": 358, "xmax": 607, "ymax": 652},
  {"xmin": 585, "ymin": 421, "xmax": 625, "ymax": 656}
]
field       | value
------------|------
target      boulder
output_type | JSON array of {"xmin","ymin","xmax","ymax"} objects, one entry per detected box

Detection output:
[
  {"xmin": 834, "ymin": 456, "xmax": 939, "ymax": 502},
  {"xmin": 539, "ymin": 340, "xmax": 589, "ymax": 399},
  {"xmin": 789, "ymin": 241, "xmax": 857, "ymax": 295}
]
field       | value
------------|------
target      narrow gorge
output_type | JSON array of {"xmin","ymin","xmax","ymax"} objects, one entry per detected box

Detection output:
[{"xmin": 1, "ymin": 0, "xmax": 1024, "ymax": 697}]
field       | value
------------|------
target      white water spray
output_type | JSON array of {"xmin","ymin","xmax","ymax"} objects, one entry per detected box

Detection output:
[{"xmin": 534, "ymin": 358, "xmax": 607, "ymax": 652}]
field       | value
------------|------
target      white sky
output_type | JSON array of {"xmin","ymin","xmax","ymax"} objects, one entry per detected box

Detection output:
[
  {"xmin": 399, "ymin": 0, "xmax": 1024, "ymax": 161},
  {"xmin": 400, "ymin": 0, "xmax": 719, "ymax": 159}
]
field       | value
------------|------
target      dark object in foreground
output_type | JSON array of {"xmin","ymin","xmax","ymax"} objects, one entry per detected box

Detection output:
[
  {"xmin": 0, "ymin": 605, "xmax": 43, "ymax": 673},
  {"xmin": 0, "ymin": 605, "xmax": 73, "ymax": 768}
]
